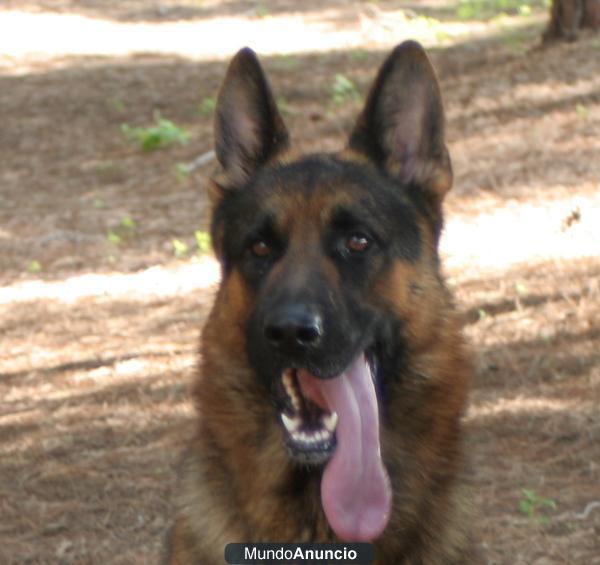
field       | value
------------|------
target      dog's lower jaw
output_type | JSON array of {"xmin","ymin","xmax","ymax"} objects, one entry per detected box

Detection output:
[{"xmin": 278, "ymin": 368, "xmax": 338, "ymax": 465}]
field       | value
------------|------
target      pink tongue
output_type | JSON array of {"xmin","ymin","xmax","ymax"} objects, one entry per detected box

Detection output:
[{"xmin": 298, "ymin": 356, "xmax": 391, "ymax": 541}]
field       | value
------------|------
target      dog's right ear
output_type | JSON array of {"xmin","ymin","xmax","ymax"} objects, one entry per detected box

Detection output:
[
  {"xmin": 348, "ymin": 41, "xmax": 451, "ymax": 227},
  {"xmin": 212, "ymin": 48, "xmax": 289, "ymax": 198}
]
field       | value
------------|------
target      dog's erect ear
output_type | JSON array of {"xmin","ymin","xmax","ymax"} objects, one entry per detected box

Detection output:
[
  {"xmin": 349, "ymin": 41, "xmax": 452, "ymax": 211},
  {"xmin": 213, "ymin": 47, "xmax": 289, "ymax": 191}
]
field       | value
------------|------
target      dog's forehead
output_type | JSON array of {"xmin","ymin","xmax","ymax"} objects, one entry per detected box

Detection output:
[{"xmin": 251, "ymin": 154, "xmax": 405, "ymax": 228}]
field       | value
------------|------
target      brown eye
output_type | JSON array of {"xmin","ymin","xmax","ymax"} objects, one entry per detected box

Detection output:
[
  {"xmin": 251, "ymin": 240, "xmax": 271, "ymax": 257},
  {"xmin": 346, "ymin": 234, "xmax": 371, "ymax": 253}
]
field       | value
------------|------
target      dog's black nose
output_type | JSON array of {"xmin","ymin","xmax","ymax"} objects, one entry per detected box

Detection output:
[{"xmin": 263, "ymin": 305, "xmax": 323, "ymax": 352}]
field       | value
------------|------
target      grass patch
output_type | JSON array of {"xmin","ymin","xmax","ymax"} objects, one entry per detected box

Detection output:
[
  {"xmin": 122, "ymin": 112, "xmax": 189, "ymax": 151},
  {"xmin": 331, "ymin": 74, "xmax": 361, "ymax": 106},
  {"xmin": 27, "ymin": 260, "xmax": 42, "ymax": 273},
  {"xmin": 199, "ymin": 97, "xmax": 216, "ymax": 116},
  {"xmin": 457, "ymin": 0, "xmax": 548, "ymax": 20},
  {"xmin": 172, "ymin": 239, "xmax": 189, "ymax": 258},
  {"xmin": 519, "ymin": 489, "xmax": 557, "ymax": 524},
  {"xmin": 107, "ymin": 216, "xmax": 137, "ymax": 246},
  {"xmin": 195, "ymin": 231, "xmax": 211, "ymax": 255}
]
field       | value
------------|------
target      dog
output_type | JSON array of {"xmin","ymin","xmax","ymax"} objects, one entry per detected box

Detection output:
[{"xmin": 166, "ymin": 40, "xmax": 474, "ymax": 564}]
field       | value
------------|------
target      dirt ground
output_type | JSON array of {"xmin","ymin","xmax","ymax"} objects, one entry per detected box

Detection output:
[{"xmin": 1, "ymin": 1, "xmax": 599, "ymax": 564}]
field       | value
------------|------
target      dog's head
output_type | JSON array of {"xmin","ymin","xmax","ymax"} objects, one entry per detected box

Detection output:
[{"xmin": 207, "ymin": 42, "xmax": 452, "ymax": 541}]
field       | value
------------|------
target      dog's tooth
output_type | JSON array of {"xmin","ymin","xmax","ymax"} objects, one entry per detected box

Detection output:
[
  {"xmin": 290, "ymin": 394, "xmax": 301, "ymax": 411},
  {"xmin": 282, "ymin": 374, "xmax": 292, "ymax": 395},
  {"xmin": 282, "ymin": 370, "xmax": 302, "ymax": 410},
  {"xmin": 322, "ymin": 412, "xmax": 338, "ymax": 432},
  {"xmin": 281, "ymin": 412, "xmax": 301, "ymax": 433}
]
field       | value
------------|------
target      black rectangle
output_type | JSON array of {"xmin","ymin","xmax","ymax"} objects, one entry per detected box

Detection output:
[{"xmin": 224, "ymin": 543, "xmax": 374, "ymax": 564}]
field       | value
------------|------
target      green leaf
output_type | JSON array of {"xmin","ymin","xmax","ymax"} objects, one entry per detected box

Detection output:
[
  {"xmin": 515, "ymin": 282, "xmax": 528, "ymax": 296},
  {"xmin": 199, "ymin": 97, "xmax": 216, "ymax": 116},
  {"xmin": 331, "ymin": 74, "xmax": 360, "ymax": 105},
  {"xmin": 121, "ymin": 112, "xmax": 189, "ymax": 152},
  {"xmin": 255, "ymin": 4, "xmax": 269, "ymax": 17},
  {"xmin": 108, "ymin": 97, "xmax": 125, "ymax": 113},
  {"xmin": 195, "ymin": 230, "xmax": 211, "ymax": 254},
  {"xmin": 172, "ymin": 239, "xmax": 189, "ymax": 258},
  {"xmin": 575, "ymin": 104, "xmax": 588, "ymax": 119},
  {"xmin": 518, "ymin": 500, "xmax": 533, "ymax": 516},
  {"xmin": 120, "ymin": 216, "xmax": 136, "ymax": 230},
  {"xmin": 27, "ymin": 260, "xmax": 42, "ymax": 273},
  {"xmin": 276, "ymin": 96, "xmax": 291, "ymax": 116},
  {"xmin": 107, "ymin": 231, "xmax": 122, "ymax": 245},
  {"xmin": 521, "ymin": 489, "xmax": 536, "ymax": 501},
  {"xmin": 175, "ymin": 163, "xmax": 190, "ymax": 182}
]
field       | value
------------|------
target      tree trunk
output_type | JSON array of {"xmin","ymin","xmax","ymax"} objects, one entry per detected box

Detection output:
[{"xmin": 543, "ymin": 0, "xmax": 600, "ymax": 42}]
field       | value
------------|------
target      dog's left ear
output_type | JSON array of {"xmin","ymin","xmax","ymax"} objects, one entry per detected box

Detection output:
[
  {"xmin": 349, "ymin": 41, "xmax": 452, "ymax": 214},
  {"xmin": 212, "ymin": 47, "xmax": 289, "ymax": 194}
]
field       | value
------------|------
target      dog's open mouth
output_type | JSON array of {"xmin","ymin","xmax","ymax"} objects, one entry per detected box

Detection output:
[
  {"xmin": 277, "ymin": 354, "xmax": 392, "ymax": 542},
  {"xmin": 279, "ymin": 368, "xmax": 338, "ymax": 464}
]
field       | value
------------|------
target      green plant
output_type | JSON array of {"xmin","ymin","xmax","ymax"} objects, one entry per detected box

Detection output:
[
  {"xmin": 172, "ymin": 239, "xmax": 189, "ymax": 258},
  {"xmin": 107, "ymin": 231, "xmax": 122, "ymax": 245},
  {"xmin": 120, "ymin": 216, "xmax": 136, "ymax": 231},
  {"xmin": 575, "ymin": 103, "xmax": 588, "ymax": 119},
  {"xmin": 518, "ymin": 489, "xmax": 557, "ymax": 524},
  {"xmin": 108, "ymin": 97, "xmax": 125, "ymax": 113},
  {"xmin": 276, "ymin": 96, "xmax": 291, "ymax": 116},
  {"xmin": 195, "ymin": 230, "xmax": 211, "ymax": 254},
  {"xmin": 121, "ymin": 111, "xmax": 189, "ymax": 151},
  {"xmin": 503, "ymin": 32, "xmax": 528, "ymax": 54},
  {"xmin": 349, "ymin": 48, "xmax": 369, "ymax": 61},
  {"xmin": 200, "ymin": 97, "xmax": 217, "ymax": 116},
  {"xmin": 515, "ymin": 281, "xmax": 528, "ymax": 296},
  {"xmin": 517, "ymin": 4, "xmax": 532, "ymax": 15},
  {"xmin": 27, "ymin": 260, "xmax": 42, "ymax": 273},
  {"xmin": 414, "ymin": 14, "xmax": 443, "ymax": 27},
  {"xmin": 93, "ymin": 198, "xmax": 105, "ymax": 209},
  {"xmin": 255, "ymin": 4, "xmax": 269, "ymax": 17},
  {"xmin": 275, "ymin": 54, "xmax": 299, "ymax": 69},
  {"xmin": 175, "ymin": 163, "xmax": 191, "ymax": 182},
  {"xmin": 435, "ymin": 29, "xmax": 453, "ymax": 42},
  {"xmin": 107, "ymin": 216, "xmax": 137, "ymax": 246},
  {"xmin": 331, "ymin": 74, "xmax": 360, "ymax": 105},
  {"xmin": 456, "ymin": 0, "xmax": 545, "ymax": 19}
]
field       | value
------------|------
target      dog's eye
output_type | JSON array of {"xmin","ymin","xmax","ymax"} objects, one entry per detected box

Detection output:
[
  {"xmin": 251, "ymin": 240, "xmax": 271, "ymax": 258},
  {"xmin": 346, "ymin": 233, "xmax": 371, "ymax": 253}
]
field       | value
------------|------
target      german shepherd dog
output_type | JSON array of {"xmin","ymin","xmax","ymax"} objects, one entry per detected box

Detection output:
[{"xmin": 167, "ymin": 41, "xmax": 473, "ymax": 564}]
